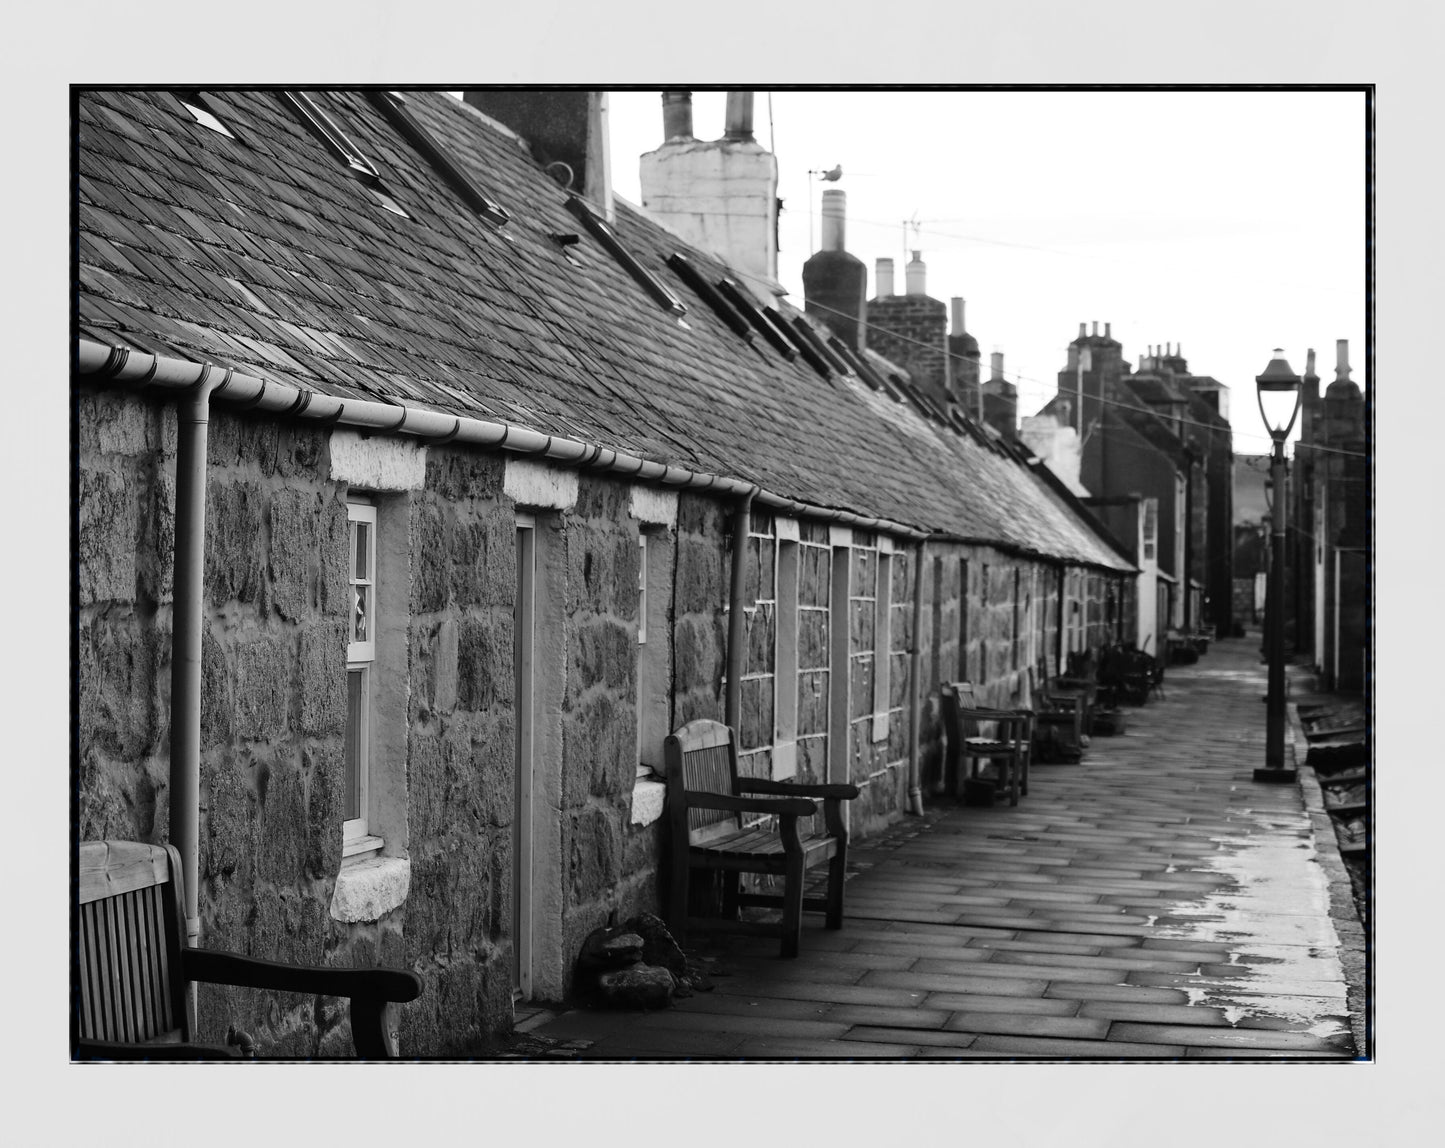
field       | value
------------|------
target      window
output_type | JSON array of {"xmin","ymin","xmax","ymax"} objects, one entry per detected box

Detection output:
[
  {"xmin": 366, "ymin": 90, "xmax": 510, "ymax": 227},
  {"xmin": 872, "ymin": 542, "xmax": 894, "ymax": 741},
  {"xmin": 344, "ymin": 500, "xmax": 380, "ymax": 855},
  {"xmin": 1142, "ymin": 498, "xmax": 1159, "ymax": 562},
  {"xmin": 280, "ymin": 91, "xmax": 412, "ymax": 219},
  {"xmin": 565, "ymin": 195, "xmax": 686, "ymax": 318},
  {"xmin": 771, "ymin": 522, "xmax": 800, "ymax": 779},
  {"xmin": 637, "ymin": 534, "xmax": 648, "ymax": 647}
]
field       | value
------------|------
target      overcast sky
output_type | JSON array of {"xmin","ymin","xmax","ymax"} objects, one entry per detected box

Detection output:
[{"xmin": 606, "ymin": 88, "xmax": 1366, "ymax": 457}]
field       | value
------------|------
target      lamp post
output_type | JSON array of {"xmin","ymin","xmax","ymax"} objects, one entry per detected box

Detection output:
[{"xmin": 1254, "ymin": 349, "xmax": 1302, "ymax": 783}]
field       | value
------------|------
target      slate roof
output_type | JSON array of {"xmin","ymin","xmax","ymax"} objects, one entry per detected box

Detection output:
[{"xmin": 74, "ymin": 89, "xmax": 1130, "ymax": 572}]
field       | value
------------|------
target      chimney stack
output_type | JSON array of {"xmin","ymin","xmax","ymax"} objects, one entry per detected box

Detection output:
[
  {"xmin": 951, "ymin": 297, "xmax": 965, "ymax": 333},
  {"xmin": 724, "ymin": 92, "xmax": 755, "ymax": 140},
  {"xmin": 820, "ymin": 188, "xmax": 846, "ymax": 252},
  {"xmin": 639, "ymin": 90, "xmax": 779, "ymax": 284},
  {"xmin": 464, "ymin": 90, "xmax": 613, "ymax": 219},
  {"xmin": 905, "ymin": 250, "xmax": 927, "ymax": 296},
  {"xmin": 802, "ymin": 189, "xmax": 867, "ymax": 351},
  {"xmin": 662, "ymin": 91, "xmax": 693, "ymax": 140},
  {"xmin": 875, "ymin": 258, "xmax": 895, "ymax": 297},
  {"xmin": 991, "ymin": 352, "xmax": 1005, "ymax": 381}
]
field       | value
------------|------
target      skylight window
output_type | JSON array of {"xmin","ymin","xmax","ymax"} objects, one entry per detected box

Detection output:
[
  {"xmin": 279, "ymin": 91, "xmax": 412, "ymax": 220},
  {"xmin": 366, "ymin": 90, "xmax": 510, "ymax": 227},
  {"xmin": 565, "ymin": 196, "xmax": 686, "ymax": 319},
  {"xmin": 714, "ymin": 277, "xmax": 797, "ymax": 361},
  {"xmin": 667, "ymin": 253, "xmax": 754, "ymax": 345},
  {"xmin": 173, "ymin": 91, "xmax": 238, "ymax": 140},
  {"xmin": 280, "ymin": 91, "xmax": 380, "ymax": 182}
]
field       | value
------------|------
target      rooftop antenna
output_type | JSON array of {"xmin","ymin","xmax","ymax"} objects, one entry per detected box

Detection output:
[
  {"xmin": 806, "ymin": 164, "xmax": 842, "ymax": 251},
  {"xmin": 903, "ymin": 212, "xmax": 921, "ymax": 266}
]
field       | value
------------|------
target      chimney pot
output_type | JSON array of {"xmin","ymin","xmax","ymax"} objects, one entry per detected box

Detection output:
[
  {"xmin": 661, "ymin": 91, "xmax": 693, "ymax": 140},
  {"xmin": 1335, "ymin": 338, "xmax": 1352, "ymax": 382},
  {"xmin": 1092, "ymin": 321, "xmax": 1099, "ymax": 336},
  {"xmin": 724, "ymin": 91, "xmax": 755, "ymax": 140},
  {"xmin": 1105, "ymin": 322, "xmax": 1112, "ymax": 339},
  {"xmin": 951, "ymin": 297, "xmax": 965, "ymax": 332},
  {"xmin": 819, "ymin": 188, "xmax": 846, "ymax": 252},
  {"xmin": 875, "ymin": 258, "xmax": 895, "ymax": 297},
  {"xmin": 991, "ymin": 351, "xmax": 1005, "ymax": 381},
  {"xmin": 905, "ymin": 250, "xmax": 926, "ymax": 296},
  {"xmin": 1305, "ymin": 348, "xmax": 1317, "ymax": 377},
  {"xmin": 1078, "ymin": 322, "xmax": 1088, "ymax": 339}
]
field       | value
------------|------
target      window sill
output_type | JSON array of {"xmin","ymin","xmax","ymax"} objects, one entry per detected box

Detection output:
[
  {"xmin": 329, "ymin": 855, "xmax": 410, "ymax": 923},
  {"xmin": 630, "ymin": 776, "xmax": 666, "ymax": 827},
  {"xmin": 342, "ymin": 833, "xmax": 385, "ymax": 860}
]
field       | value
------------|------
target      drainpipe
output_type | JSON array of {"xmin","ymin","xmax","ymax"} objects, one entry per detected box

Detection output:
[
  {"xmin": 907, "ymin": 541, "xmax": 926, "ymax": 816},
  {"xmin": 169, "ymin": 366, "xmax": 223, "ymax": 955},
  {"xmin": 724, "ymin": 488, "xmax": 758, "ymax": 736}
]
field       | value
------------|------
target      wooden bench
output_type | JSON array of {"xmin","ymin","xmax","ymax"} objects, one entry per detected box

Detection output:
[
  {"xmin": 1029, "ymin": 665, "xmax": 1086, "ymax": 762},
  {"xmin": 940, "ymin": 682, "xmax": 1033, "ymax": 806},
  {"xmin": 664, "ymin": 719, "xmax": 859, "ymax": 958},
  {"xmin": 75, "ymin": 840, "xmax": 423, "ymax": 1059}
]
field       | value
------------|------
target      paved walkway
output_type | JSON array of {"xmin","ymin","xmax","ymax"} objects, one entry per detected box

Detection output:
[{"xmin": 529, "ymin": 636, "xmax": 1363, "ymax": 1060}]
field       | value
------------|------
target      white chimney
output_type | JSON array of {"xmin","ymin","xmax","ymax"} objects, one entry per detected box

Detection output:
[
  {"xmin": 1104, "ymin": 322, "xmax": 1112, "ymax": 339},
  {"xmin": 1335, "ymin": 338, "xmax": 1352, "ymax": 382},
  {"xmin": 1305, "ymin": 348, "xmax": 1317, "ymax": 377},
  {"xmin": 990, "ymin": 352, "xmax": 1005, "ymax": 381},
  {"xmin": 876, "ymin": 258, "xmax": 895, "ymax": 297},
  {"xmin": 951, "ymin": 297, "xmax": 965, "ymax": 332},
  {"xmin": 820, "ymin": 188, "xmax": 846, "ymax": 252},
  {"xmin": 1092, "ymin": 321, "xmax": 1099, "ymax": 336},
  {"xmin": 905, "ymin": 250, "xmax": 926, "ymax": 296},
  {"xmin": 1078, "ymin": 322, "xmax": 1088, "ymax": 339},
  {"xmin": 639, "ymin": 92, "xmax": 779, "ymax": 285}
]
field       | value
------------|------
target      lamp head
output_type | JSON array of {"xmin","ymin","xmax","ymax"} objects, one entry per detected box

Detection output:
[{"xmin": 1255, "ymin": 348, "xmax": 1302, "ymax": 444}]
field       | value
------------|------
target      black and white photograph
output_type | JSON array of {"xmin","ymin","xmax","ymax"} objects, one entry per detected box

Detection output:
[{"xmin": 23, "ymin": 1, "xmax": 1426, "ymax": 1141}]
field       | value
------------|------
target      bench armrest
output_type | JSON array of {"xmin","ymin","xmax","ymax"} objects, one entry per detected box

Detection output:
[
  {"xmin": 736, "ymin": 778, "xmax": 861, "ymax": 801},
  {"xmin": 183, "ymin": 948, "xmax": 423, "ymax": 1003},
  {"xmin": 182, "ymin": 949, "xmax": 422, "ymax": 1058},
  {"xmin": 684, "ymin": 791, "xmax": 818, "ymax": 818}
]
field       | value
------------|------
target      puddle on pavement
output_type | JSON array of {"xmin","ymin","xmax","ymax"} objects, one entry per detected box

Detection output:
[{"xmin": 1152, "ymin": 812, "xmax": 1350, "ymax": 1035}]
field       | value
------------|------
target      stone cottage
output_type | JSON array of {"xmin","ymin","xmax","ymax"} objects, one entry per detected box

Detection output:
[{"xmin": 74, "ymin": 88, "xmax": 1135, "ymax": 1055}]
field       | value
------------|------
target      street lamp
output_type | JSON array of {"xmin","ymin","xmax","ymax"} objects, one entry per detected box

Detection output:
[{"xmin": 1254, "ymin": 349, "xmax": 1302, "ymax": 782}]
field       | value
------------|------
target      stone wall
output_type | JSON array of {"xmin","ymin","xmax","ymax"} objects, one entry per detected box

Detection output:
[
  {"xmin": 77, "ymin": 386, "xmax": 1132, "ymax": 1054},
  {"xmin": 400, "ymin": 447, "xmax": 515, "ymax": 1054},
  {"xmin": 79, "ymin": 391, "xmax": 368, "ymax": 1056},
  {"xmin": 554, "ymin": 475, "xmax": 655, "ymax": 996}
]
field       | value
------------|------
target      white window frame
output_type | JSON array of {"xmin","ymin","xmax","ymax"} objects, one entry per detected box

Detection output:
[
  {"xmin": 637, "ymin": 533, "xmax": 648, "ymax": 646},
  {"xmin": 872, "ymin": 539, "xmax": 894, "ymax": 742},
  {"xmin": 344, "ymin": 500, "xmax": 381, "ymax": 856}
]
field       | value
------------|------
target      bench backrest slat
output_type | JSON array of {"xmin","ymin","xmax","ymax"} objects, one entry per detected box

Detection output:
[
  {"xmin": 76, "ymin": 841, "xmax": 187, "ymax": 1045},
  {"xmin": 664, "ymin": 720, "xmax": 744, "ymax": 845}
]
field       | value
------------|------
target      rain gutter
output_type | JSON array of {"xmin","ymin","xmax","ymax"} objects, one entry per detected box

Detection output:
[
  {"xmin": 170, "ymin": 365, "xmax": 221, "ymax": 957},
  {"xmin": 76, "ymin": 340, "xmax": 930, "ymax": 544}
]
